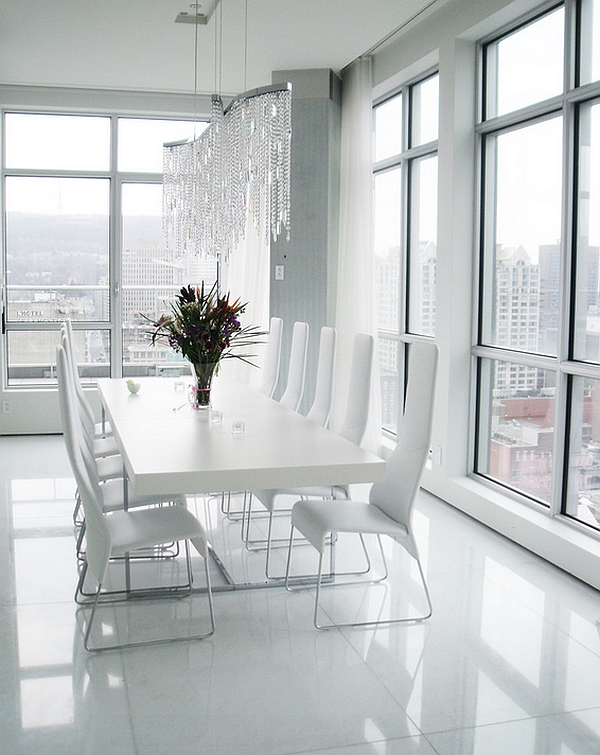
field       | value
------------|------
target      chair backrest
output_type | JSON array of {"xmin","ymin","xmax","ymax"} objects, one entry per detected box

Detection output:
[
  {"xmin": 370, "ymin": 341, "xmax": 438, "ymax": 533},
  {"xmin": 56, "ymin": 345, "xmax": 112, "ymax": 583},
  {"xmin": 61, "ymin": 329, "xmax": 97, "ymax": 455},
  {"xmin": 279, "ymin": 321, "xmax": 309, "ymax": 412},
  {"xmin": 306, "ymin": 326, "xmax": 336, "ymax": 427},
  {"xmin": 337, "ymin": 333, "xmax": 374, "ymax": 446},
  {"xmin": 258, "ymin": 316, "xmax": 283, "ymax": 398},
  {"xmin": 61, "ymin": 321, "xmax": 96, "ymax": 429}
]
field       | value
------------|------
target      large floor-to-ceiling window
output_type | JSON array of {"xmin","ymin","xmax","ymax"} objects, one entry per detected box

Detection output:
[
  {"xmin": 2, "ymin": 111, "xmax": 214, "ymax": 386},
  {"xmin": 475, "ymin": 0, "xmax": 600, "ymax": 532},
  {"xmin": 372, "ymin": 72, "xmax": 439, "ymax": 435}
]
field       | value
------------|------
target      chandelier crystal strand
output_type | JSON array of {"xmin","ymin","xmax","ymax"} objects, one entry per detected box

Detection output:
[{"xmin": 163, "ymin": 85, "xmax": 292, "ymax": 261}]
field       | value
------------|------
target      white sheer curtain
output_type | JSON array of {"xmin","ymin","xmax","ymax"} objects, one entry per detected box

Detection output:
[
  {"xmin": 218, "ymin": 214, "xmax": 270, "ymax": 387},
  {"xmin": 331, "ymin": 56, "xmax": 381, "ymax": 455}
]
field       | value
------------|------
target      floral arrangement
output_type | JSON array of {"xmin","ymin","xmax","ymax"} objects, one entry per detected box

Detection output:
[{"xmin": 146, "ymin": 282, "xmax": 264, "ymax": 405}]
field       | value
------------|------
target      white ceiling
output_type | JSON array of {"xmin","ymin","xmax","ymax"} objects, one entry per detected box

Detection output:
[{"xmin": 0, "ymin": 0, "xmax": 436, "ymax": 98}]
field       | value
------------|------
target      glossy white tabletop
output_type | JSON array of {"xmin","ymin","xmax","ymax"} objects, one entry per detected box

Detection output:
[{"xmin": 97, "ymin": 377, "xmax": 385, "ymax": 497}]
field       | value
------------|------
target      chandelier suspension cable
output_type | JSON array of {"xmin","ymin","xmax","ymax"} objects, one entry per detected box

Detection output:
[
  {"xmin": 214, "ymin": 0, "xmax": 223, "ymax": 98},
  {"xmin": 244, "ymin": 0, "xmax": 248, "ymax": 92},
  {"xmin": 193, "ymin": 4, "xmax": 200, "ymax": 138},
  {"xmin": 213, "ymin": 1, "xmax": 218, "ymax": 95}
]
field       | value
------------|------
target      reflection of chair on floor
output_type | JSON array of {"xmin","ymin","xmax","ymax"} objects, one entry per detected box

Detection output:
[
  {"xmin": 285, "ymin": 340, "xmax": 438, "ymax": 629},
  {"xmin": 244, "ymin": 331, "xmax": 372, "ymax": 580},
  {"xmin": 57, "ymin": 345, "xmax": 215, "ymax": 650}
]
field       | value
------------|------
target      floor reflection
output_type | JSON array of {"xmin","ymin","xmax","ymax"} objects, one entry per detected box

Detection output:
[{"xmin": 0, "ymin": 434, "xmax": 599, "ymax": 755}]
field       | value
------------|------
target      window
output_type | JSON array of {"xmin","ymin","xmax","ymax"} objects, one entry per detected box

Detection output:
[
  {"xmin": 475, "ymin": 1, "xmax": 600, "ymax": 532},
  {"xmin": 373, "ymin": 72, "xmax": 439, "ymax": 434},
  {"xmin": 2, "ymin": 113, "xmax": 213, "ymax": 385}
]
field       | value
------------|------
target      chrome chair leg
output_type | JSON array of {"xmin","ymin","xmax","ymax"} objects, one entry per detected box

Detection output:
[{"xmin": 79, "ymin": 541, "xmax": 215, "ymax": 651}]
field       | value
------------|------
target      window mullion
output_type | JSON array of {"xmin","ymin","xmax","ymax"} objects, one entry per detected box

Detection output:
[{"xmin": 109, "ymin": 114, "xmax": 122, "ymax": 379}]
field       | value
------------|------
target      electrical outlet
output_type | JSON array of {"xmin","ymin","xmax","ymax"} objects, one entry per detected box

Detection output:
[
  {"xmin": 2, "ymin": 400, "xmax": 11, "ymax": 414},
  {"xmin": 275, "ymin": 265, "xmax": 284, "ymax": 280},
  {"xmin": 433, "ymin": 445, "xmax": 442, "ymax": 465}
]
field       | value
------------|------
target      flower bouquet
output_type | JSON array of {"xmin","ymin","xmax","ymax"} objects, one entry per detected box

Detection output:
[{"xmin": 146, "ymin": 282, "xmax": 265, "ymax": 408}]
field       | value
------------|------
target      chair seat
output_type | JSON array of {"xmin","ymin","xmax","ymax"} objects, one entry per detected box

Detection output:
[
  {"xmin": 252, "ymin": 485, "xmax": 348, "ymax": 512},
  {"xmin": 106, "ymin": 506, "xmax": 209, "ymax": 559},
  {"xmin": 96, "ymin": 453, "xmax": 123, "ymax": 481},
  {"xmin": 93, "ymin": 421, "xmax": 112, "ymax": 438},
  {"xmin": 292, "ymin": 500, "xmax": 408, "ymax": 553},
  {"xmin": 99, "ymin": 478, "xmax": 187, "ymax": 513},
  {"xmin": 93, "ymin": 435, "xmax": 120, "ymax": 458}
]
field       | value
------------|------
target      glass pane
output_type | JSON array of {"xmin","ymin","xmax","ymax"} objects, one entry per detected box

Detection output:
[
  {"xmin": 6, "ymin": 330, "xmax": 109, "ymax": 386},
  {"xmin": 5, "ymin": 177, "xmax": 110, "ymax": 323},
  {"xmin": 374, "ymin": 94, "xmax": 402, "ymax": 162},
  {"xmin": 573, "ymin": 100, "xmax": 600, "ymax": 362},
  {"xmin": 5, "ymin": 114, "xmax": 110, "ymax": 171},
  {"xmin": 486, "ymin": 8, "xmax": 564, "ymax": 118},
  {"xmin": 483, "ymin": 117, "xmax": 563, "ymax": 354},
  {"xmin": 565, "ymin": 376, "xmax": 600, "ymax": 530},
  {"xmin": 374, "ymin": 168, "xmax": 402, "ymax": 333},
  {"xmin": 378, "ymin": 336, "xmax": 399, "ymax": 435},
  {"xmin": 118, "ymin": 118, "xmax": 203, "ymax": 173},
  {"xmin": 121, "ymin": 182, "xmax": 217, "ymax": 375},
  {"xmin": 408, "ymin": 155, "xmax": 437, "ymax": 336},
  {"xmin": 580, "ymin": 0, "xmax": 600, "ymax": 85},
  {"xmin": 477, "ymin": 357, "xmax": 555, "ymax": 505},
  {"xmin": 411, "ymin": 74, "xmax": 439, "ymax": 146}
]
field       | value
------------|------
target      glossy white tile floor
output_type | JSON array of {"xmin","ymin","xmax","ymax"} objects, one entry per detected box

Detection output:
[{"xmin": 1, "ymin": 435, "xmax": 600, "ymax": 755}]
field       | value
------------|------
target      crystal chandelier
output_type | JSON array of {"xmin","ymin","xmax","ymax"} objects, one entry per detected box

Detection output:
[{"xmin": 163, "ymin": 82, "xmax": 292, "ymax": 260}]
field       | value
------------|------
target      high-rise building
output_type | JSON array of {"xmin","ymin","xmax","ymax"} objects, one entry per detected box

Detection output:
[{"xmin": 494, "ymin": 245, "xmax": 540, "ymax": 392}]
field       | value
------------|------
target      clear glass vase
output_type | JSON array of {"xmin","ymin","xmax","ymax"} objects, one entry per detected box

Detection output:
[{"xmin": 190, "ymin": 362, "xmax": 217, "ymax": 410}]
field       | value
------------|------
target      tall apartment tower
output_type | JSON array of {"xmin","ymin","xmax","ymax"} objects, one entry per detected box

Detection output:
[{"xmin": 494, "ymin": 245, "xmax": 540, "ymax": 392}]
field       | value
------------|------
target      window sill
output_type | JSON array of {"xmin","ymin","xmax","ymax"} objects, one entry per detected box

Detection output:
[{"xmin": 421, "ymin": 468, "xmax": 600, "ymax": 591}]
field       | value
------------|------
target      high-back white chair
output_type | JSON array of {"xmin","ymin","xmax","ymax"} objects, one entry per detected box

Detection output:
[
  {"xmin": 57, "ymin": 342, "xmax": 186, "ymax": 558},
  {"xmin": 62, "ymin": 320, "xmax": 112, "ymax": 441},
  {"xmin": 305, "ymin": 326, "xmax": 337, "ymax": 428},
  {"xmin": 285, "ymin": 340, "xmax": 438, "ymax": 629},
  {"xmin": 61, "ymin": 327, "xmax": 122, "ymax": 528},
  {"xmin": 278, "ymin": 321, "xmax": 309, "ymax": 412},
  {"xmin": 57, "ymin": 345, "xmax": 215, "ymax": 651},
  {"xmin": 245, "ymin": 331, "xmax": 372, "ymax": 580},
  {"xmin": 337, "ymin": 332, "xmax": 374, "ymax": 445},
  {"xmin": 284, "ymin": 332, "xmax": 373, "ymax": 503},
  {"xmin": 61, "ymin": 324, "xmax": 117, "ymax": 458},
  {"xmin": 258, "ymin": 316, "xmax": 283, "ymax": 398}
]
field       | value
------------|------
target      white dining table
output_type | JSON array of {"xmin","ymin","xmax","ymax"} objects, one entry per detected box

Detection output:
[
  {"xmin": 97, "ymin": 375, "xmax": 386, "ymax": 589},
  {"xmin": 97, "ymin": 376, "xmax": 386, "ymax": 498}
]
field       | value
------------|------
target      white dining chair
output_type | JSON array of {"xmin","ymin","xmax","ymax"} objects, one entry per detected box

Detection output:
[
  {"xmin": 305, "ymin": 326, "xmax": 337, "ymax": 427},
  {"xmin": 61, "ymin": 323, "xmax": 118, "ymax": 457},
  {"xmin": 242, "ymin": 326, "xmax": 336, "ymax": 537},
  {"xmin": 284, "ymin": 340, "xmax": 438, "ymax": 629},
  {"xmin": 244, "ymin": 331, "xmax": 375, "ymax": 581},
  {"xmin": 278, "ymin": 321, "xmax": 309, "ymax": 412},
  {"xmin": 258, "ymin": 316, "xmax": 284, "ymax": 398},
  {"xmin": 250, "ymin": 332, "xmax": 374, "ymax": 513},
  {"xmin": 60, "ymin": 328, "xmax": 123, "ymax": 527},
  {"xmin": 57, "ymin": 345, "xmax": 215, "ymax": 651},
  {"xmin": 57, "ymin": 344, "xmax": 186, "ymax": 562},
  {"xmin": 220, "ymin": 316, "xmax": 284, "ymax": 519}
]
